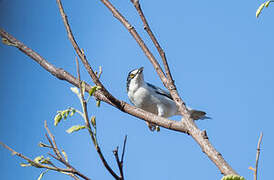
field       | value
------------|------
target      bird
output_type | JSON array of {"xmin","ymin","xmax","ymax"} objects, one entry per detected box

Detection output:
[{"xmin": 126, "ymin": 67, "xmax": 210, "ymax": 131}]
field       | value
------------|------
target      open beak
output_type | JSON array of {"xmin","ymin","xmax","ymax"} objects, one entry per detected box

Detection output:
[{"xmin": 138, "ymin": 67, "xmax": 144, "ymax": 74}]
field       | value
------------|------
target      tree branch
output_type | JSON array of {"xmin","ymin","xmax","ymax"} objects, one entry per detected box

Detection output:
[
  {"xmin": 0, "ymin": 29, "xmax": 188, "ymax": 134},
  {"xmin": 130, "ymin": 0, "xmax": 173, "ymax": 85},
  {"xmin": 254, "ymin": 132, "xmax": 263, "ymax": 180},
  {"xmin": 76, "ymin": 56, "xmax": 121, "ymax": 180},
  {"xmin": 0, "ymin": 141, "xmax": 87, "ymax": 179},
  {"xmin": 113, "ymin": 135, "xmax": 127, "ymax": 180},
  {"xmin": 44, "ymin": 120, "xmax": 90, "ymax": 180},
  {"xmin": 99, "ymin": 0, "xmax": 167, "ymax": 84},
  {"xmin": 97, "ymin": 0, "xmax": 238, "ymax": 176}
]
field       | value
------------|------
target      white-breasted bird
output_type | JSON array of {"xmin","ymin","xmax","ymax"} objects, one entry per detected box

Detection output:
[{"xmin": 126, "ymin": 67, "xmax": 210, "ymax": 131}]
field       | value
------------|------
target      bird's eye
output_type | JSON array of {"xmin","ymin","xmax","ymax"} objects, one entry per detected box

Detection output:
[{"xmin": 130, "ymin": 74, "xmax": 135, "ymax": 78}]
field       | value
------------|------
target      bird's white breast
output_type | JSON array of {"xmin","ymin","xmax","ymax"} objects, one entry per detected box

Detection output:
[{"xmin": 128, "ymin": 83, "xmax": 178, "ymax": 117}]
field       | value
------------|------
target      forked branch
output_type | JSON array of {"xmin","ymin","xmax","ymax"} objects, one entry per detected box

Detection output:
[
  {"xmin": 98, "ymin": 0, "xmax": 237, "ymax": 176},
  {"xmin": 0, "ymin": 122, "xmax": 90, "ymax": 180}
]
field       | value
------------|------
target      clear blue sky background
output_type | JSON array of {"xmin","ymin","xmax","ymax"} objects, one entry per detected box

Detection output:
[{"xmin": 0, "ymin": 0, "xmax": 273, "ymax": 179}]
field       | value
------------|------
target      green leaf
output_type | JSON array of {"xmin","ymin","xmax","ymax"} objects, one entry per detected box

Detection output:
[
  {"xmin": 256, "ymin": 1, "xmax": 273, "ymax": 18},
  {"xmin": 61, "ymin": 150, "xmax": 68, "ymax": 162},
  {"xmin": 37, "ymin": 170, "xmax": 49, "ymax": 180},
  {"xmin": 89, "ymin": 86, "xmax": 97, "ymax": 96},
  {"xmin": 91, "ymin": 116, "xmax": 96, "ymax": 127},
  {"xmin": 2, "ymin": 38, "xmax": 16, "ymax": 46},
  {"xmin": 265, "ymin": 0, "xmax": 271, "ymax": 7},
  {"xmin": 38, "ymin": 142, "xmax": 51, "ymax": 148},
  {"xmin": 66, "ymin": 125, "xmax": 86, "ymax": 134},
  {"xmin": 69, "ymin": 108, "xmax": 76, "ymax": 116},
  {"xmin": 256, "ymin": 2, "xmax": 266, "ymax": 18},
  {"xmin": 34, "ymin": 156, "xmax": 44, "ymax": 163},
  {"xmin": 70, "ymin": 87, "xmax": 79, "ymax": 95},
  {"xmin": 221, "ymin": 175, "xmax": 246, "ymax": 180},
  {"xmin": 54, "ymin": 113, "xmax": 62, "ymax": 126},
  {"xmin": 96, "ymin": 100, "xmax": 101, "ymax": 107},
  {"xmin": 81, "ymin": 81, "xmax": 86, "ymax": 95},
  {"xmin": 20, "ymin": 163, "xmax": 32, "ymax": 167},
  {"xmin": 40, "ymin": 157, "xmax": 51, "ymax": 165}
]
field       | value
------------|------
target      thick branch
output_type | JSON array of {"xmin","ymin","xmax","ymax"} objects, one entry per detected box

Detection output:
[{"xmin": 0, "ymin": 29, "xmax": 188, "ymax": 134}]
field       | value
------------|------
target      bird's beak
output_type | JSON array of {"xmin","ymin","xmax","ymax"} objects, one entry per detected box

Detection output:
[{"xmin": 138, "ymin": 67, "xmax": 144, "ymax": 74}]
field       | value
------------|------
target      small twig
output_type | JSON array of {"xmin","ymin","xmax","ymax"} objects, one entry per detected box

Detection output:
[
  {"xmin": 0, "ymin": 142, "xmax": 75, "ymax": 174},
  {"xmin": 130, "ymin": 0, "xmax": 173, "ymax": 85},
  {"xmin": 56, "ymin": 0, "xmax": 123, "ymax": 112},
  {"xmin": 44, "ymin": 121, "xmax": 90, "ymax": 180},
  {"xmin": 100, "ymin": 0, "xmax": 167, "ymax": 84},
  {"xmin": 113, "ymin": 148, "xmax": 123, "ymax": 179},
  {"xmin": 121, "ymin": 135, "xmax": 127, "ymax": 165},
  {"xmin": 44, "ymin": 121, "xmax": 63, "ymax": 159},
  {"xmin": 254, "ymin": 132, "xmax": 263, "ymax": 180},
  {"xmin": 112, "ymin": 136, "xmax": 127, "ymax": 180}
]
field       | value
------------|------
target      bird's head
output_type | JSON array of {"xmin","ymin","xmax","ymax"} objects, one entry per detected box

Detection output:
[{"xmin": 126, "ymin": 67, "xmax": 144, "ymax": 92}]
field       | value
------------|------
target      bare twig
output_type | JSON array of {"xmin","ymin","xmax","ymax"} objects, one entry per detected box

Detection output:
[
  {"xmin": 113, "ymin": 135, "xmax": 127, "ymax": 180},
  {"xmin": 121, "ymin": 135, "xmax": 127, "ymax": 165},
  {"xmin": 99, "ymin": 0, "xmax": 167, "ymax": 83},
  {"xmin": 44, "ymin": 121, "xmax": 63, "ymax": 160},
  {"xmin": 56, "ymin": 0, "xmax": 122, "ymax": 112},
  {"xmin": 254, "ymin": 132, "xmax": 263, "ymax": 180}
]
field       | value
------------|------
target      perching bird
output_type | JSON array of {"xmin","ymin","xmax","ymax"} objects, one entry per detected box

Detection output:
[{"xmin": 126, "ymin": 67, "xmax": 210, "ymax": 131}]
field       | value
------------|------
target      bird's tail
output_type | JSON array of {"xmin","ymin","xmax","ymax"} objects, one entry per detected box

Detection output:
[{"xmin": 189, "ymin": 109, "xmax": 211, "ymax": 120}]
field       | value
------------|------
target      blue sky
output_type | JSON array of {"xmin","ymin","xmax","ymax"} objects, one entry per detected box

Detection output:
[{"xmin": 1, "ymin": 0, "xmax": 274, "ymax": 179}]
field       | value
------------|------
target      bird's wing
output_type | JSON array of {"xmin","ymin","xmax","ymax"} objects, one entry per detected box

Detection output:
[{"xmin": 147, "ymin": 83, "xmax": 173, "ymax": 100}]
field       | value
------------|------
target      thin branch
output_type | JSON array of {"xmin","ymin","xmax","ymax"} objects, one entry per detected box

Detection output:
[
  {"xmin": 56, "ymin": 0, "xmax": 122, "ymax": 112},
  {"xmin": 99, "ymin": 0, "xmax": 167, "ymax": 84},
  {"xmin": 129, "ymin": 0, "xmax": 190, "ymax": 118},
  {"xmin": 76, "ymin": 57, "xmax": 121, "ymax": 180},
  {"xmin": 44, "ymin": 121, "xmax": 90, "ymax": 180},
  {"xmin": 254, "ymin": 132, "xmax": 263, "ymax": 180},
  {"xmin": 130, "ymin": 0, "xmax": 173, "ymax": 84},
  {"xmin": 113, "ymin": 148, "xmax": 123, "ymax": 180},
  {"xmin": 0, "ymin": 142, "xmax": 76, "ymax": 174},
  {"xmin": 113, "ymin": 135, "xmax": 127, "ymax": 180},
  {"xmin": 44, "ymin": 121, "xmax": 63, "ymax": 160},
  {"xmin": 121, "ymin": 135, "xmax": 127, "ymax": 165}
]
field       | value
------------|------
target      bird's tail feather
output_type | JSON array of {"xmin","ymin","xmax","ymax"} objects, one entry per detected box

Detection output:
[{"xmin": 189, "ymin": 109, "xmax": 211, "ymax": 120}]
